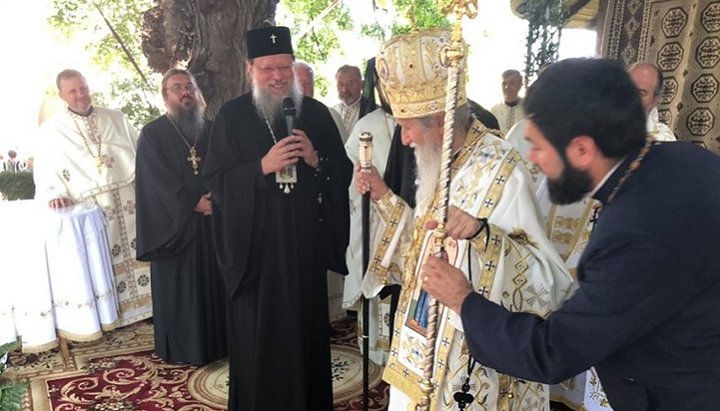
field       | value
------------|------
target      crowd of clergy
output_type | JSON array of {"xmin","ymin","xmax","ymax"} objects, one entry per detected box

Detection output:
[{"xmin": 29, "ymin": 20, "xmax": 719, "ymax": 411}]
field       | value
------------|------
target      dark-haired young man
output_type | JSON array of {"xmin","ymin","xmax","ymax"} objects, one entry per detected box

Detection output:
[{"xmin": 422, "ymin": 57, "xmax": 720, "ymax": 411}]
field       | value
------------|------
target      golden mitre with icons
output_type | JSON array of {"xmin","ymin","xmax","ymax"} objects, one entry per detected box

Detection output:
[{"xmin": 375, "ymin": 27, "xmax": 468, "ymax": 119}]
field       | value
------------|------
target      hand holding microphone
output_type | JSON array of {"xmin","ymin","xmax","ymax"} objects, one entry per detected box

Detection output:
[{"xmin": 282, "ymin": 97, "xmax": 318, "ymax": 168}]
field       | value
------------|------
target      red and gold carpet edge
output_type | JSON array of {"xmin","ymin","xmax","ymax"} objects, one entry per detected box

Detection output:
[{"xmin": 5, "ymin": 318, "xmax": 390, "ymax": 410}]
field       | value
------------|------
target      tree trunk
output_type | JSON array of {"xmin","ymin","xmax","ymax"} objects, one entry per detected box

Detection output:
[{"xmin": 141, "ymin": 0, "xmax": 279, "ymax": 117}]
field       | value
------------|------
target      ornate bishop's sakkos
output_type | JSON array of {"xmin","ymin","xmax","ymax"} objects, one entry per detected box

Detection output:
[{"xmin": 419, "ymin": 1, "xmax": 478, "ymax": 410}]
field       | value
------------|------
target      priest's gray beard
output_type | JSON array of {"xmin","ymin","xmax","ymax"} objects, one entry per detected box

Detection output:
[
  {"xmin": 168, "ymin": 104, "xmax": 204, "ymax": 140},
  {"xmin": 413, "ymin": 137, "xmax": 442, "ymax": 218},
  {"xmin": 252, "ymin": 79, "xmax": 303, "ymax": 125}
]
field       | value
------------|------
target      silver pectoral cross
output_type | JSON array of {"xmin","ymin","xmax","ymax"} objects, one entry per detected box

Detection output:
[{"xmin": 188, "ymin": 147, "xmax": 202, "ymax": 175}]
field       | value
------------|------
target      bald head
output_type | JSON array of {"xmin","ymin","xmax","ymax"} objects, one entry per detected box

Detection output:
[
  {"xmin": 628, "ymin": 63, "xmax": 662, "ymax": 114},
  {"xmin": 294, "ymin": 61, "xmax": 314, "ymax": 98}
]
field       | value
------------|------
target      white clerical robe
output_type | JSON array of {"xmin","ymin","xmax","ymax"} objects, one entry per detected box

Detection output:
[
  {"xmin": 329, "ymin": 107, "xmax": 350, "ymax": 144},
  {"xmin": 333, "ymin": 99, "xmax": 361, "ymax": 137},
  {"xmin": 34, "ymin": 107, "xmax": 152, "ymax": 326},
  {"xmin": 490, "ymin": 99, "xmax": 525, "ymax": 136},
  {"xmin": 363, "ymin": 120, "xmax": 574, "ymax": 411},
  {"xmin": 540, "ymin": 191, "xmax": 598, "ymax": 408},
  {"xmin": 646, "ymin": 107, "xmax": 676, "ymax": 142},
  {"xmin": 343, "ymin": 108, "xmax": 396, "ymax": 365}
]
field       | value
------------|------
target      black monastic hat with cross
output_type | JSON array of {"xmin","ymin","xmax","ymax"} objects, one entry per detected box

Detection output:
[{"xmin": 246, "ymin": 26, "xmax": 294, "ymax": 59}]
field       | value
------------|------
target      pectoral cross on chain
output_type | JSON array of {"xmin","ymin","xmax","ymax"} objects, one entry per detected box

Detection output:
[
  {"xmin": 270, "ymin": 34, "xmax": 277, "ymax": 44},
  {"xmin": 188, "ymin": 147, "xmax": 202, "ymax": 175}
]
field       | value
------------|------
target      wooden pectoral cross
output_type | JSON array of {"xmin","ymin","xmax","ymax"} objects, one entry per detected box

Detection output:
[{"xmin": 188, "ymin": 147, "xmax": 201, "ymax": 175}]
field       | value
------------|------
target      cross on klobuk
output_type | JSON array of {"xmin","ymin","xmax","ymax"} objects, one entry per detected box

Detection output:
[{"xmin": 270, "ymin": 34, "xmax": 277, "ymax": 43}]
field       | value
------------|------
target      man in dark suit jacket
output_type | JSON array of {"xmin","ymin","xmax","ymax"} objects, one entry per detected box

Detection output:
[{"xmin": 421, "ymin": 57, "xmax": 720, "ymax": 411}]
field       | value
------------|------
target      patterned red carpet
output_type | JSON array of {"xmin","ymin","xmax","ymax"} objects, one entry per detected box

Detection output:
[{"xmin": 5, "ymin": 318, "xmax": 389, "ymax": 410}]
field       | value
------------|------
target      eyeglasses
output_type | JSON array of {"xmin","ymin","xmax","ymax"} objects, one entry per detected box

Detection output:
[
  {"xmin": 167, "ymin": 83, "xmax": 197, "ymax": 94},
  {"xmin": 254, "ymin": 64, "xmax": 294, "ymax": 75}
]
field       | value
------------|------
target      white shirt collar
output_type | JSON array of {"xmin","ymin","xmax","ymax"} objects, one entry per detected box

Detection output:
[{"xmin": 588, "ymin": 158, "xmax": 625, "ymax": 198}]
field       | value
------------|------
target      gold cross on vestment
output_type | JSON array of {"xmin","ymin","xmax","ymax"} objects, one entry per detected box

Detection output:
[
  {"xmin": 270, "ymin": 34, "xmax": 277, "ymax": 44},
  {"xmin": 188, "ymin": 146, "xmax": 202, "ymax": 175}
]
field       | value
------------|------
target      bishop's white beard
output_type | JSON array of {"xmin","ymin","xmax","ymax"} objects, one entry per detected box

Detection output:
[
  {"xmin": 413, "ymin": 138, "xmax": 442, "ymax": 218},
  {"xmin": 252, "ymin": 78, "xmax": 304, "ymax": 125}
]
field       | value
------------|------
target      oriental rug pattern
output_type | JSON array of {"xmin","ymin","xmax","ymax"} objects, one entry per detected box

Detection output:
[{"xmin": 4, "ymin": 319, "xmax": 390, "ymax": 410}]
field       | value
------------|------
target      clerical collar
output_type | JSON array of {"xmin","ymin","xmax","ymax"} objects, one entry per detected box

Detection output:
[
  {"xmin": 592, "ymin": 139, "xmax": 657, "ymax": 206},
  {"xmin": 588, "ymin": 157, "xmax": 625, "ymax": 199},
  {"xmin": 68, "ymin": 106, "xmax": 95, "ymax": 117},
  {"xmin": 504, "ymin": 99, "xmax": 521, "ymax": 108}
]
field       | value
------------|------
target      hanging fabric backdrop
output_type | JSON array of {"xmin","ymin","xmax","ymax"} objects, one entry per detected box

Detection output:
[{"xmin": 600, "ymin": 0, "xmax": 720, "ymax": 153}]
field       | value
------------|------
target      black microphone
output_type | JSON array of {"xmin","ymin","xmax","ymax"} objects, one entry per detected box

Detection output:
[{"xmin": 282, "ymin": 97, "xmax": 296, "ymax": 137}]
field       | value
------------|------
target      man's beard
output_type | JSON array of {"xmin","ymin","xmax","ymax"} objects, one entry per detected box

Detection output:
[
  {"xmin": 168, "ymin": 102, "xmax": 204, "ymax": 139},
  {"xmin": 547, "ymin": 158, "xmax": 594, "ymax": 205},
  {"xmin": 413, "ymin": 137, "xmax": 442, "ymax": 218},
  {"xmin": 252, "ymin": 78, "xmax": 303, "ymax": 124}
]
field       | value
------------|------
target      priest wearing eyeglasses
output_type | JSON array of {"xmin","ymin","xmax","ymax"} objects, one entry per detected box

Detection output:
[
  {"xmin": 202, "ymin": 26, "xmax": 352, "ymax": 411},
  {"xmin": 135, "ymin": 68, "xmax": 228, "ymax": 366}
]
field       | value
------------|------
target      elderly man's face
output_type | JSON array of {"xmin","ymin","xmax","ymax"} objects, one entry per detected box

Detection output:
[
  {"xmin": 249, "ymin": 54, "xmax": 295, "ymax": 97},
  {"xmin": 502, "ymin": 74, "xmax": 522, "ymax": 103},
  {"xmin": 59, "ymin": 75, "xmax": 93, "ymax": 114},
  {"xmin": 629, "ymin": 67, "xmax": 658, "ymax": 114},
  {"xmin": 397, "ymin": 117, "xmax": 442, "ymax": 149},
  {"xmin": 294, "ymin": 65, "xmax": 314, "ymax": 98},
  {"xmin": 336, "ymin": 70, "xmax": 362, "ymax": 105}
]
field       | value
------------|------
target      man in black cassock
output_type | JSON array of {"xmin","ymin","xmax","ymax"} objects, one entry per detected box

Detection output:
[
  {"xmin": 135, "ymin": 69, "xmax": 227, "ymax": 365},
  {"xmin": 202, "ymin": 26, "xmax": 352, "ymax": 411}
]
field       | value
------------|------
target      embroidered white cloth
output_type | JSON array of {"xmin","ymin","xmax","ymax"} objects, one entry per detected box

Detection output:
[
  {"xmin": 0, "ymin": 201, "xmax": 119, "ymax": 352},
  {"xmin": 363, "ymin": 121, "xmax": 574, "ymax": 410},
  {"xmin": 490, "ymin": 99, "xmax": 525, "ymax": 135},
  {"xmin": 33, "ymin": 107, "xmax": 152, "ymax": 326}
]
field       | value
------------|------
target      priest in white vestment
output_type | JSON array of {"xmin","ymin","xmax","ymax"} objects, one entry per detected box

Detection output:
[
  {"xmin": 343, "ymin": 106, "xmax": 396, "ymax": 365},
  {"xmin": 355, "ymin": 28, "xmax": 574, "ymax": 411},
  {"xmin": 490, "ymin": 69, "xmax": 526, "ymax": 135},
  {"xmin": 332, "ymin": 65, "xmax": 372, "ymax": 140},
  {"xmin": 33, "ymin": 69, "xmax": 152, "ymax": 327}
]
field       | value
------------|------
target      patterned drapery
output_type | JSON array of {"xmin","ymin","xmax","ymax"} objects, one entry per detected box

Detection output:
[{"xmin": 601, "ymin": 0, "xmax": 720, "ymax": 152}]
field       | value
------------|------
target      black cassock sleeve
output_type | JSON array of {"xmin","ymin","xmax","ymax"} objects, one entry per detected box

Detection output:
[
  {"xmin": 303, "ymin": 98, "xmax": 353, "ymax": 275},
  {"xmin": 135, "ymin": 119, "xmax": 204, "ymax": 261},
  {"xmin": 202, "ymin": 99, "xmax": 266, "ymax": 297}
]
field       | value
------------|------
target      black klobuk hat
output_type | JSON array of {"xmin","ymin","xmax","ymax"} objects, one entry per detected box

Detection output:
[{"xmin": 246, "ymin": 26, "xmax": 294, "ymax": 59}]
